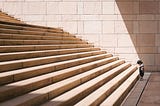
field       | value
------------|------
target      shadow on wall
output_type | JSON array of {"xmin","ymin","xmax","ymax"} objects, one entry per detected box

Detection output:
[{"xmin": 116, "ymin": 0, "xmax": 159, "ymax": 71}]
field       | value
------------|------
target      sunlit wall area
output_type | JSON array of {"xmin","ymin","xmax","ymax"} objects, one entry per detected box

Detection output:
[{"xmin": 0, "ymin": 0, "xmax": 159, "ymax": 71}]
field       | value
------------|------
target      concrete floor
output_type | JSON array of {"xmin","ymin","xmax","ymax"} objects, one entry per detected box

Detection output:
[{"xmin": 122, "ymin": 72, "xmax": 160, "ymax": 106}]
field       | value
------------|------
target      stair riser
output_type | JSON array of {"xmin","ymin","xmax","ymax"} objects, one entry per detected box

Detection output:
[
  {"xmin": 0, "ymin": 44, "xmax": 93, "ymax": 53},
  {"xmin": 0, "ymin": 19, "xmax": 21, "ymax": 24},
  {"xmin": 0, "ymin": 34, "xmax": 79, "ymax": 41},
  {"xmin": 0, "ymin": 25, "xmax": 63, "ymax": 33},
  {"xmin": 0, "ymin": 40, "xmax": 87, "ymax": 46},
  {"xmin": 0, "ymin": 29, "xmax": 68, "ymax": 36},
  {"xmin": 0, "ymin": 51, "xmax": 105, "ymax": 72},
  {"xmin": 0, "ymin": 48, "xmax": 100, "ymax": 62}
]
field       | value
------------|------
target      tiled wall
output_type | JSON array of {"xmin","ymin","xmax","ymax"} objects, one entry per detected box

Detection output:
[{"xmin": 0, "ymin": 0, "xmax": 160, "ymax": 71}]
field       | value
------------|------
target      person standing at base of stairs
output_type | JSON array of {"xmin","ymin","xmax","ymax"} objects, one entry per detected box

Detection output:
[{"xmin": 137, "ymin": 60, "xmax": 144, "ymax": 81}]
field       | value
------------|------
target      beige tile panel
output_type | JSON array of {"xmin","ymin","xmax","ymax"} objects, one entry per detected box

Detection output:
[
  {"xmin": 140, "ymin": 1, "xmax": 159, "ymax": 14},
  {"xmin": 117, "ymin": 34, "xmax": 136, "ymax": 47},
  {"xmin": 84, "ymin": 21, "xmax": 101, "ymax": 34},
  {"xmin": 103, "ymin": 21, "xmax": 114, "ymax": 33},
  {"xmin": 155, "ymin": 54, "xmax": 160, "ymax": 65},
  {"xmin": 137, "ymin": 34, "xmax": 155, "ymax": 46},
  {"xmin": 103, "ymin": 2, "xmax": 115, "ymax": 15},
  {"xmin": 23, "ymin": 2, "xmax": 45, "ymax": 14},
  {"xmin": 83, "ymin": 2, "xmax": 101, "ymax": 15},
  {"xmin": 138, "ymin": 47, "xmax": 158, "ymax": 54},
  {"xmin": 46, "ymin": 2, "xmax": 59, "ymax": 14},
  {"xmin": 115, "ymin": 2, "xmax": 133, "ymax": 14},
  {"xmin": 59, "ymin": 2, "xmax": 77, "ymax": 14},
  {"xmin": 139, "ymin": 54, "xmax": 155, "ymax": 66},
  {"xmin": 139, "ymin": 21, "xmax": 158, "ymax": 33},
  {"xmin": 115, "ymin": 21, "xmax": 133, "ymax": 33},
  {"xmin": 3, "ymin": 2, "xmax": 22, "ymax": 15}
]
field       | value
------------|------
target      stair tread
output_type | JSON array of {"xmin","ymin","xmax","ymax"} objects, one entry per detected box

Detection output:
[
  {"xmin": 100, "ymin": 70, "xmax": 139, "ymax": 106},
  {"xmin": 74, "ymin": 65, "xmax": 137, "ymax": 106},
  {"xmin": 42, "ymin": 62, "xmax": 129, "ymax": 106}
]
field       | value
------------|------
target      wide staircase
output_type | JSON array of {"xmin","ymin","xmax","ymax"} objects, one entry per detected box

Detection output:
[{"xmin": 0, "ymin": 11, "xmax": 139, "ymax": 106}]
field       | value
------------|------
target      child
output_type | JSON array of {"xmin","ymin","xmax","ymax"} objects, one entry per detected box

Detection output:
[{"xmin": 137, "ymin": 60, "xmax": 144, "ymax": 80}]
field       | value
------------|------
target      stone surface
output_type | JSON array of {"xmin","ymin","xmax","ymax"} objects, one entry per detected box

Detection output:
[
  {"xmin": 138, "ymin": 72, "xmax": 160, "ymax": 106},
  {"xmin": 122, "ymin": 72, "xmax": 160, "ymax": 106}
]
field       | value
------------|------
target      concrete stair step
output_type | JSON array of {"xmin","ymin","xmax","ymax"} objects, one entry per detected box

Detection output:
[
  {"xmin": 0, "ymin": 39, "xmax": 87, "ymax": 46},
  {"xmin": 0, "ymin": 56, "xmax": 117, "ymax": 102},
  {"xmin": 42, "ymin": 62, "xmax": 130, "ymax": 106},
  {"xmin": 0, "ymin": 60, "xmax": 124, "ymax": 106},
  {"xmin": 100, "ymin": 70, "xmax": 139, "ymax": 106},
  {"xmin": 0, "ymin": 33, "xmax": 80, "ymax": 41},
  {"xmin": 74, "ymin": 65, "xmax": 137, "ymax": 106},
  {"xmin": 0, "ymin": 18, "xmax": 22, "ymax": 24},
  {"xmin": 0, "ymin": 28, "xmax": 71, "ymax": 36},
  {"xmin": 0, "ymin": 44, "xmax": 93, "ymax": 53},
  {"xmin": 0, "ymin": 20, "xmax": 63, "ymax": 33},
  {"xmin": 0, "ymin": 53, "xmax": 111, "ymax": 86},
  {"xmin": 0, "ymin": 23, "xmax": 63, "ymax": 33},
  {"xmin": 0, "ymin": 50, "xmax": 106, "ymax": 72},
  {"xmin": 0, "ymin": 47, "xmax": 100, "ymax": 62}
]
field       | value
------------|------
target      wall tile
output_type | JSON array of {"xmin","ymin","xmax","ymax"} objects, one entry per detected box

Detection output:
[
  {"xmin": 47, "ymin": 2, "xmax": 59, "ymax": 14},
  {"xmin": 139, "ymin": 54, "xmax": 155, "ymax": 65},
  {"xmin": 115, "ymin": 21, "xmax": 133, "ymax": 33},
  {"xmin": 139, "ymin": 21, "xmax": 158, "ymax": 33},
  {"xmin": 83, "ymin": 2, "xmax": 101, "ymax": 14},
  {"xmin": 137, "ymin": 34, "xmax": 155, "ymax": 46},
  {"xmin": 140, "ymin": 1, "xmax": 158, "ymax": 14},
  {"xmin": 59, "ymin": 2, "xmax": 77, "ymax": 14},
  {"xmin": 100, "ymin": 34, "xmax": 117, "ymax": 47},
  {"xmin": 103, "ymin": 21, "xmax": 114, "ymax": 33},
  {"xmin": 23, "ymin": 2, "xmax": 46, "ymax": 14},
  {"xmin": 115, "ymin": 2, "xmax": 133, "ymax": 14},
  {"xmin": 84, "ymin": 21, "xmax": 101, "ymax": 34},
  {"xmin": 4, "ymin": 2, "xmax": 22, "ymax": 15},
  {"xmin": 103, "ymin": 2, "xmax": 114, "ymax": 15},
  {"xmin": 117, "ymin": 34, "xmax": 136, "ymax": 47}
]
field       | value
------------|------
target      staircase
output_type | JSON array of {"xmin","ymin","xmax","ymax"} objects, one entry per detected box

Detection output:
[{"xmin": 0, "ymin": 11, "xmax": 139, "ymax": 106}]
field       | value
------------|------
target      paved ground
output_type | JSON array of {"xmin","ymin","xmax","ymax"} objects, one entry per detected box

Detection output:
[{"xmin": 122, "ymin": 72, "xmax": 160, "ymax": 106}]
